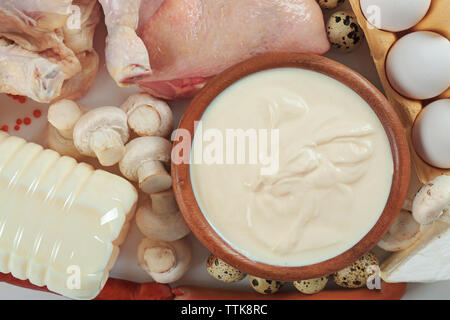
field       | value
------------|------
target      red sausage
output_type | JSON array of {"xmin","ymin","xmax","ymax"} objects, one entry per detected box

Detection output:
[
  {"xmin": 173, "ymin": 282, "xmax": 407, "ymax": 300},
  {"xmin": 0, "ymin": 272, "xmax": 173, "ymax": 300},
  {"xmin": 95, "ymin": 278, "xmax": 173, "ymax": 300}
]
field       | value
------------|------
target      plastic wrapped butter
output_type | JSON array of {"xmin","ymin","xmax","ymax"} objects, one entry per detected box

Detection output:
[{"xmin": 0, "ymin": 132, "xmax": 138, "ymax": 299}]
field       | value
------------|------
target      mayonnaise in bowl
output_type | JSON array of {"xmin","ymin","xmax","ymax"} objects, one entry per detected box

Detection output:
[{"xmin": 190, "ymin": 67, "xmax": 394, "ymax": 267}]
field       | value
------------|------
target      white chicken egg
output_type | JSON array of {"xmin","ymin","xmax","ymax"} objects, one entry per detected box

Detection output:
[
  {"xmin": 360, "ymin": 0, "xmax": 431, "ymax": 32},
  {"xmin": 412, "ymin": 99, "xmax": 450, "ymax": 169},
  {"xmin": 386, "ymin": 31, "xmax": 450, "ymax": 100}
]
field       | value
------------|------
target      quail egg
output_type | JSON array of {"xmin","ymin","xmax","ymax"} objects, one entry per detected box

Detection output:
[
  {"xmin": 326, "ymin": 11, "xmax": 364, "ymax": 52},
  {"xmin": 333, "ymin": 252, "xmax": 379, "ymax": 288},
  {"xmin": 249, "ymin": 276, "xmax": 284, "ymax": 295},
  {"xmin": 206, "ymin": 254, "xmax": 246, "ymax": 282},
  {"xmin": 293, "ymin": 276, "xmax": 329, "ymax": 294}
]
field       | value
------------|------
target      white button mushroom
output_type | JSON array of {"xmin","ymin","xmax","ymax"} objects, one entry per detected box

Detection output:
[
  {"xmin": 46, "ymin": 99, "xmax": 83, "ymax": 159},
  {"xmin": 136, "ymin": 189, "xmax": 191, "ymax": 242},
  {"xmin": 46, "ymin": 125, "xmax": 82, "ymax": 160},
  {"xmin": 48, "ymin": 99, "xmax": 83, "ymax": 139},
  {"xmin": 73, "ymin": 106, "xmax": 130, "ymax": 166},
  {"xmin": 377, "ymin": 210, "xmax": 423, "ymax": 252},
  {"xmin": 412, "ymin": 99, "xmax": 450, "ymax": 169},
  {"xmin": 412, "ymin": 175, "xmax": 450, "ymax": 225},
  {"xmin": 119, "ymin": 136, "xmax": 173, "ymax": 194},
  {"xmin": 120, "ymin": 93, "xmax": 173, "ymax": 137},
  {"xmin": 137, "ymin": 237, "xmax": 192, "ymax": 284}
]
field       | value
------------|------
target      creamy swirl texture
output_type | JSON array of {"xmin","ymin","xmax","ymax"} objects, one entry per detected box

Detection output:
[{"xmin": 191, "ymin": 68, "xmax": 393, "ymax": 266}]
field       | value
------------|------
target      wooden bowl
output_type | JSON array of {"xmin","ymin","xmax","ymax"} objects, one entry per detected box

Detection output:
[{"xmin": 172, "ymin": 53, "xmax": 410, "ymax": 281}]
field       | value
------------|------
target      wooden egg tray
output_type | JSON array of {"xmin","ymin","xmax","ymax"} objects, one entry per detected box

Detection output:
[{"xmin": 349, "ymin": 0, "xmax": 450, "ymax": 183}]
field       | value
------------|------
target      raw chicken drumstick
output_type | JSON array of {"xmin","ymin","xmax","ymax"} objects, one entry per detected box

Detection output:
[{"xmin": 98, "ymin": 0, "xmax": 151, "ymax": 86}]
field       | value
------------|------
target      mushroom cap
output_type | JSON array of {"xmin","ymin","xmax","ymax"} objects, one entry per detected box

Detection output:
[
  {"xmin": 136, "ymin": 196, "xmax": 190, "ymax": 242},
  {"xmin": 412, "ymin": 174, "xmax": 450, "ymax": 225},
  {"xmin": 121, "ymin": 92, "xmax": 173, "ymax": 137},
  {"xmin": 48, "ymin": 99, "xmax": 82, "ymax": 138},
  {"xmin": 73, "ymin": 106, "xmax": 129, "ymax": 157},
  {"xmin": 137, "ymin": 237, "xmax": 192, "ymax": 284},
  {"xmin": 119, "ymin": 136, "xmax": 172, "ymax": 181},
  {"xmin": 378, "ymin": 210, "xmax": 423, "ymax": 252}
]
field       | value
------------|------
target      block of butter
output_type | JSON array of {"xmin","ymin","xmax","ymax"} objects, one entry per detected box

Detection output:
[{"xmin": 0, "ymin": 132, "xmax": 138, "ymax": 299}]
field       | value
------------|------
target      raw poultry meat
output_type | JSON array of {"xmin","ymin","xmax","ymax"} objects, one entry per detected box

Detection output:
[
  {"xmin": 100, "ymin": 0, "xmax": 330, "ymax": 99},
  {"xmin": 0, "ymin": 0, "xmax": 100, "ymax": 103}
]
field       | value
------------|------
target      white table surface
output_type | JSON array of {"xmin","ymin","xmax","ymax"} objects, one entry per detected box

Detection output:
[{"xmin": 0, "ymin": 2, "xmax": 448, "ymax": 300}]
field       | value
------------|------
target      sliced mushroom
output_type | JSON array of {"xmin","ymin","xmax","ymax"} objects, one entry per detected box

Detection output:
[
  {"xmin": 378, "ymin": 210, "xmax": 423, "ymax": 252},
  {"xmin": 412, "ymin": 174, "xmax": 450, "ymax": 225},
  {"xmin": 119, "ymin": 136, "xmax": 172, "ymax": 193},
  {"xmin": 73, "ymin": 106, "xmax": 129, "ymax": 166},
  {"xmin": 120, "ymin": 93, "xmax": 173, "ymax": 137},
  {"xmin": 137, "ymin": 237, "xmax": 192, "ymax": 284},
  {"xmin": 136, "ymin": 189, "xmax": 190, "ymax": 242}
]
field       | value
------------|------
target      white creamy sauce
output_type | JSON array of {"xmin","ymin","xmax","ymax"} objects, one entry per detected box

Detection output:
[{"xmin": 191, "ymin": 68, "xmax": 393, "ymax": 266}]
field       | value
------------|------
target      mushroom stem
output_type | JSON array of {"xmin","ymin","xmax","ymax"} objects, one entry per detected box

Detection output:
[
  {"xmin": 136, "ymin": 193, "xmax": 190, "ymax": 242},
  {"xmin": 150, "ymin": 189, "xmax": 178, "ymax": 215},
  {"xmin": 402, "ymin": 197, "xmax": 413, "ymax": 212},
  {"xmin": 89, "ymin": 129, "xmax": 125, "ymax": 166},
  {"xmin": 138, "ymin": 237, "xmax": 192, "ymax": 284},
  {"xmin": 138, "ymin": 161, "xmax": 172, "ymax": 194},
  {"xmin": 119, "ymin": 136, "xmax": 172, "ymax": 193},
  {"xmin": 120, "ymin": 93, "xmax": 173, "ymax": 137},
  {"xmin": 377, "ymin": 210, "xmax": 423, "ymax": 252},
  {"xmin": 128, "ymin": 104, "xmax": 161, "ymax": 136},
  {"xmin": 58, "ymin": 128, "xmax": 76, "ymax": 140},
  {"xmin": 46, "ymin": 124, "xmax": 83, "ymax": 159},
  {"xmin": 144, "ymin": 246, "xmax": 176, "ymax": 273}
]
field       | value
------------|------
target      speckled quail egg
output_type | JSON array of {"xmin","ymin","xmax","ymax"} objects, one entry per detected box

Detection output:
[
  {"xmin": 249, "ymin": 276, "xmax": 284, "ymax": 295},
  {"xmin": 206, "ymin": 254, "xmax": 246, "ymax": 283},
  {"xmin": 326, "ymin": 11, "xmax": 364, "ymax": 52},
  {"xmin": 333, "ymin": 252, "xmax": 379, "ymax": 288},
  {"xmin": 316, "ymin": 0, "xmax": 345, "ymax": 9},
  {"xmin": 293, "ymin": 276, "xmax": 329, "ymax": 294}
]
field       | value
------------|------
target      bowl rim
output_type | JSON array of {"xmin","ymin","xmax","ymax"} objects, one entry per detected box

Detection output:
[{"xmin": 172, "ymin": 52, "xmax": 411, "ymax": 281}]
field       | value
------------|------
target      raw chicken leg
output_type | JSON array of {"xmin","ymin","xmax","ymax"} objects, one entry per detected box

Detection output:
[
  {"xmin": 100, "ymin": 0, "xmax": 330, "ymax": 99},
  {"xmin": 0, "ymin": 0, "xmax": 100, "ymax": 103},
  {"xmin": 99, "ymin": 0, "xmax": 151, "ymax": 86}
]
